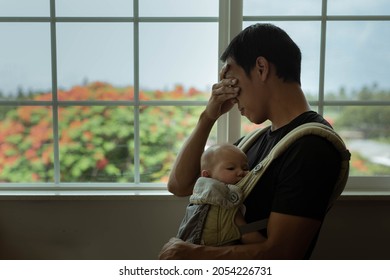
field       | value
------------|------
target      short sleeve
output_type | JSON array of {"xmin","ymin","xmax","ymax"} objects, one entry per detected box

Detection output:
[{"xmin": 271, "ymin": 135, "xmax": 342, "ymax": 220}]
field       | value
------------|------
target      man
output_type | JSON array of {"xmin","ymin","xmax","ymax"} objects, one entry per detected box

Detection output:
[{"xmin": 159, "ymin": 23, "xmax": 341, "ymax": 259}]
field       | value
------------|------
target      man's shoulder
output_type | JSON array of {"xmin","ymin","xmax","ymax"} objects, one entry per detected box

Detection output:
[
  {"xmin": 288, "ymin": 111, "xmax": 331, "ymax": 130},
  {"xmin": 279, "ymin": 134, "xmax": 342, "ymax": 174}
]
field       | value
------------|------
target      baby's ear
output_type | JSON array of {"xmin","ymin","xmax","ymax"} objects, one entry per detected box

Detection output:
[{"xmin": 201, "ymin": 170, "xmax": 210, "ymax": 178}]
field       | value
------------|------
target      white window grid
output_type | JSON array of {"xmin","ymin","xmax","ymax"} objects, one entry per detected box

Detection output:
[
  {"xmin": 0, "ymin": 0, "xmax": 388, "ymax": 195},
  {"xmin": 0, "ymin": 0, "xmax": 219, "ymax": 193}
]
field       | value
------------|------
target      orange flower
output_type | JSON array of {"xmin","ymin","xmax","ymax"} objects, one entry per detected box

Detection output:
[{"xmin": 96, "ymin": 158, "xmax": 109, "ymax": 170}]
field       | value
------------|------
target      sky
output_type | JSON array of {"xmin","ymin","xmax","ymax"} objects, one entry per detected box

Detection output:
[{"xmin": 0, "ymin": 0, "xmax": 389, "ymax": 97}]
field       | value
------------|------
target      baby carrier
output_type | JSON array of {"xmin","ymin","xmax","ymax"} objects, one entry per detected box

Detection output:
[{"xmin": 176, "ymin": 122, "xmax": 351, "ymax": 246}]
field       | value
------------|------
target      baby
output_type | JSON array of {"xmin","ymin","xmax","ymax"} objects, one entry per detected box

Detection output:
[{"xmin": 199, "ymin": 143, "xmax": 264, "ymax": 244}]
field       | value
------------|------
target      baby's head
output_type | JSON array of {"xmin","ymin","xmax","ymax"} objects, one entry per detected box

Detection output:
[{"xmin": 201, "ymin": 143, "xmax": 249, "ymax": 185}]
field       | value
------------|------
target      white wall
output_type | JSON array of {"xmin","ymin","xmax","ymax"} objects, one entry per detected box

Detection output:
[{"xmin": 0, "ymin": 195, "xmax": 389, "ymax": 260}]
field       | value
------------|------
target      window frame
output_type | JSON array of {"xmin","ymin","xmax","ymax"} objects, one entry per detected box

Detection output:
[{"xmin": 0, "ymin": 0, "xmax": 388, "ymax": 196}]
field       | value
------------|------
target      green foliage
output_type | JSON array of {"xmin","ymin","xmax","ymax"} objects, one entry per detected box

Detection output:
[
  {"xmin": 334, "ymin": 85, "xmax": 390, "ymax": 139},
  {"xmin": 330, "ymin": 84, "xmax": 390, "ymax": 175},
  {"xmin": 349, "ymin": 152, "xmax": 390, "ymax": 176},
  {"xmin": 0, "ymin": 82, "xmax": 207, "ymax": 183},
  {"xmin": 0, "ymin": 82, "xmax": 388, "ymax": 182}
]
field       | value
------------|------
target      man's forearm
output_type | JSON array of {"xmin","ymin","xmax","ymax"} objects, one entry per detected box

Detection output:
[
  {"xmin": 167, "ymin": 111, "xmax": 216, "ymax": 196},
  {"xmin": 180, "ymin": 241, "xmax": 273, "ymax": 260}
]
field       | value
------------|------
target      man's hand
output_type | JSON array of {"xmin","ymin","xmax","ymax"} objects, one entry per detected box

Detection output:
[
  {"xmin": 158, "ymin": 238, "xmax": 194, "ymax": 260},
  {"xmin": 204, "ymin": 64, "xmax": 240, "ymax": 121}
]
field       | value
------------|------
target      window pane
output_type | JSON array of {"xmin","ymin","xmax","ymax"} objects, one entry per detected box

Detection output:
[
  {"xmin": 0, "ymin": 23, "xmax": 51, "ymax": 100},
  {"xmin": 59, "ymin": 106, "xmax": 134, "ymax": 182},
  {"xmin": 56, "ymin": 0, "xmax": 133, "ymax": 17},
  {"xmin": 0, "ymin": 0, "xmax": 49, "ymax": 16},
  {"xmin": 139, "ymin": 23, "xmax": 217, "ymax": 100},
  {"xmin": 328, "ymin": 0, "xmax": 390, "ymax": 15},
  {"xmin": 0, "ymin": 106, "xmax": 54, "ymax": 182},
  {"xmin": 243, "ymin": 21, "xmax": 321, "ymax": 97},
  {"xmin": 139, "ymin": 0, "xmax": 218, "ymax": 17},
  {"xmin": 325, "ymin": 106, "xmax": 390, "ymax": 176},
  {"xmin": 56, "ymin": 23, "xmax": 133, "ymax": 98},
  {"xmin": 243, "ymin": 0, "xmax": 322, "ymax": 16},
  {"xmin": 241, "ymin": 117, "xmax": 270, "ymax": 137},
  {"xmin": 325, "ymin": 21, "xmax": 390, "ymax": 99},
  {"xmin": 139, "ymin": 106, "xmax": 216, "ymax": 183}
]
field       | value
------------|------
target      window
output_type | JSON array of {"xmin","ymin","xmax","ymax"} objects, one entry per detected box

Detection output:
[
  {"xmin": 0, "ymin": 0, "xmax": 218, "ymax": 192},
  {"xmin": 0, "ymin": 0, "xmax": 388, "ymax": 194}
]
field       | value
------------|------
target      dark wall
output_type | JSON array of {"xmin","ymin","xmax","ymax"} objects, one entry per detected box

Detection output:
[
  {"xmin": 0, "ymin": 196, "xmax": 389, "ymax": 260},
  {"xmin": 312, "ymin": 197, "xmax": 390, "ymax": 259}
]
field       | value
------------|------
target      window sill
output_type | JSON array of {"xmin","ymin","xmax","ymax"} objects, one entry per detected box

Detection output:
[
  {"xmin": 0, "ymin": 183, "xmax": 174, "ymax": 200},
  {"xmin": 0, "ymin": 176, "xmax": 388, "ymax": 200},
  {"xmin": 341, "ymin": 176, "xmax": 390, "ymax": 197}
]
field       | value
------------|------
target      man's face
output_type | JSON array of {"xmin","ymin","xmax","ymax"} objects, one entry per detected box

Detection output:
[{"xmin": 223, "ymin": 58, "xmax": 268, "ymax": 124}]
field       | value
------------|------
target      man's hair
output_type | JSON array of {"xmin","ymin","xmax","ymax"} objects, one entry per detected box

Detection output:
[{"xmin": 220, "ymin": 23, "xmax": 302, "ymax": 84}]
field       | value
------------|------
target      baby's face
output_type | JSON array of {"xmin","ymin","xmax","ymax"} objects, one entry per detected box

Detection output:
[{"xmin": 211, "ymin": 147, "xmax": 249, "ymax": 185}]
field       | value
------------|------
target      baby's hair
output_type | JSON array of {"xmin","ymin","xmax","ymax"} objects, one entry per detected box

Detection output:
[{"xmin": 201, "ymin": 143, "xmax": 245, "ymax": 171}]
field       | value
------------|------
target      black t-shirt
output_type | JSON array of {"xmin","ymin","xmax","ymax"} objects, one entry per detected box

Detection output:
[{"xmin": 239, "ymin": 111, "xmax": 341, "ymax": 258}]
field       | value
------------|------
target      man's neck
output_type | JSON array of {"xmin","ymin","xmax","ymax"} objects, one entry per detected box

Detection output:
[{"xmin": 268, "ymin": 83, "xmax": 311, "ymax": 131}]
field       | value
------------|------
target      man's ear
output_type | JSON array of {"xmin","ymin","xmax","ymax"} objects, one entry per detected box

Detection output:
[
  {"xmin": 201, "ymin": 170, "xmax": 211, "ymax": 178},
  {"xmin": 255, "ymin": 56, "xmax": 270, "ymax": 81}
]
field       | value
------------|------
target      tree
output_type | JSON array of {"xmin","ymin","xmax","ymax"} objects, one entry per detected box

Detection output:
[
  {"xmin": 335, "ymin": 85, "xmax": 390, "ymax": 139},
  {"xmin": 0, "ymin": 82, "xmax": 207, "ymax": 183}
]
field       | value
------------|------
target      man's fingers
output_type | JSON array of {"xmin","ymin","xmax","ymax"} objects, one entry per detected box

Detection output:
[
  {"xmin": 219, "ymin": 64, "xmax": 230, "ymax": 80},
  {"xmin": 212, "ymin": 85, "xmax": 240, "ymax": 97}
]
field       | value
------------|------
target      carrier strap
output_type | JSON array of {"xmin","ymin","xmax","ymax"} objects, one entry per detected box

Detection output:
[
  {"xmin": 235, "ymin": 122, "xmax": 350, "ymax": 234},
  {"xmin": 237, "ymin": 122, "xmax": 350, "ymax": 203},
  {"xmin": 237, "ymin": 126, "xmax": 270, "ymax": 152}
]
